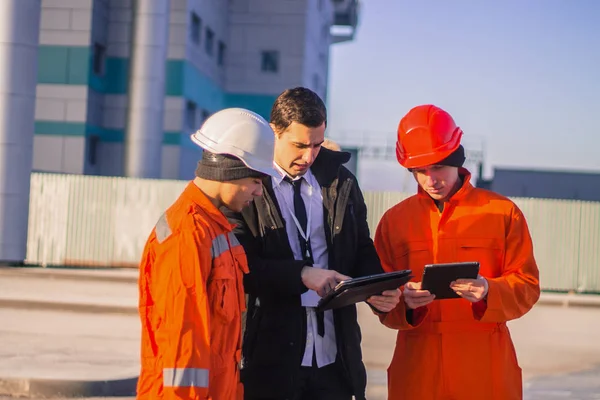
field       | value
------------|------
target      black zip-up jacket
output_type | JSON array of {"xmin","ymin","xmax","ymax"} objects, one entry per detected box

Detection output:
[{"xmin": 225, "ymin": 148, "xmax": 384, "ymax": 399}]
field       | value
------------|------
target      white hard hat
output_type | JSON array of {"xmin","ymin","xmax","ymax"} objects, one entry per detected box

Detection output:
[{"xmin": 191, "ymin": 108, "xmax": 278, "ymax": 179}]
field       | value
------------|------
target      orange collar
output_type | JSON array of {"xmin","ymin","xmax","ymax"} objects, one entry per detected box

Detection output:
[
  {"xmin": 417, "ymin": 167, "xmax": 474, "ymax": 202},
  {"xmin": 181, "ymin": 181, "xmax": 235, "ymax": 231}
]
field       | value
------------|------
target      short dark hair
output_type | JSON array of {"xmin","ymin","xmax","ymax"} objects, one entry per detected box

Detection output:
[{"xmin": 270, "ymin": 87, "xmax": 327, "ymax": 132}]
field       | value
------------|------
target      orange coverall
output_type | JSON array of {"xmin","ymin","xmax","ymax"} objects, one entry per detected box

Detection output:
[
  {"xmin": 374, "ymin": 172, "xmax": 540, "ymax": 400},
  {"xmin": 137, "ymin": 182, "xmax": 248, "ymax": 400}
]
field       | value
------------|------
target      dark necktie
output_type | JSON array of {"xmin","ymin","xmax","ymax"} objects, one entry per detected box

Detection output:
[
  {"xmin": 287, "ymin": 177, "xmax": 312, "ymax": 262},
  {"xmin": 285, "ymin": 177, "xmax": 324, "ymax": 337}
]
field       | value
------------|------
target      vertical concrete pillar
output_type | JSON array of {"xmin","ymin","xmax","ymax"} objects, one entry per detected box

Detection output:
[
  {"xmin": 0, "ymin": 0, "xmax": 41, "ymax": 263},
  {"xmin": 124, "ymin": 0, "xmax": 170, "ymax": 178}
]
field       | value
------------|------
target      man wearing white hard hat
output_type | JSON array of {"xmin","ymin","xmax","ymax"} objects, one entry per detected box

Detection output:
[{"xmin": 136, "ymin": 108, "xmax": 279, "ymax": 400}]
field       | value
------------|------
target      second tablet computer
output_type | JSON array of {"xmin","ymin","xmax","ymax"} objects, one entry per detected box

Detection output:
[
  {"xmin": 316, "ymin": 270, "xmax": 413, "ymax": 311},
  {"xmin": 421, "ymin": 261, "xmax": 480, "ymax": 300}
]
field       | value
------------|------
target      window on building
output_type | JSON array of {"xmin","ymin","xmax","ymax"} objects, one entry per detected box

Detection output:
[
  {"xmin": 186, "ymin": 101, "xmax": 197, "ymax": 128},
  {"xmin": 93, "ymin": 43, "xmax": 106, "ymax": 76},
  {"xmin": 205, "ymin": 28, "xmax": 214, "ymax": 56},
  {"xmin": 313, "ymin": 74, "xmax": 320, "ymax": 92},
  {"xmin": 191, "ymin": 13, "xmax": 201, "ymax": 44},
  {"xmin": 319, "ymin": 52, "xmax": 326, "ymax": 65},
  {"xmin": 201, "ymin": 109, "xmax": 210, "ymax": 123},
  {"xmin": 217, "ymin": 41, "xmax": 226, "ymax": 66},
  {"xmin": 261, "ymin": 50, "xmax": 279, "ymax": 73},
  {"xmin": 322, "ymin": 24, "xmax": 330, "ymax": 40},
  {"xmin": 87, "ymin": 135, "xmax": 99, "ymax": 166}
]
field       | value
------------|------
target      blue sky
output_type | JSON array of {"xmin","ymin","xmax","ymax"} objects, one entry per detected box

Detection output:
[{"xmin": 327, "ymin": 1, "xmax": 600, "ymax": 190}]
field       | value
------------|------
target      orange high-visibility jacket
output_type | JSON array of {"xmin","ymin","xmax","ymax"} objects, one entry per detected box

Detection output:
[
  {"xmin": 374, "ymin": 172, "xmax": 540, "ymax": 400},
  {"xmin": 137, "ymin": 182, "xmax": 248, "ymax": 400}
]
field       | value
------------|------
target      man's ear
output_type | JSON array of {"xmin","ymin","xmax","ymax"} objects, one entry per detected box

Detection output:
[{"xmin": 270, "ymin": 123, "xmax": 288, "ymax": 139}]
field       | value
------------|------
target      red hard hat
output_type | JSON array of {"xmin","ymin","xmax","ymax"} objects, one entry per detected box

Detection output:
[{"xmin": 396, "ymin": 105, "xmax": 463, "ymax": 169}]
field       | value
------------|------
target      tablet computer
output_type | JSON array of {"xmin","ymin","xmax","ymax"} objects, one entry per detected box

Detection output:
[
  {"xmin": 316, "ymin": 270, "xmax": 412, "ymax": 312},
  {"xmin": 421, "ymin": 261, "xmax": 479, "ymax": 300}
]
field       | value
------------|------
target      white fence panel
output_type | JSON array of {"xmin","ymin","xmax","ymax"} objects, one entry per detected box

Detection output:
[
  {"xmin": 25, "ymin": 173, "xmax": 600, "ymax": 293},
  {"xmin": 26, "ymin": 173, "xmax": 186, "ymax": 267}
]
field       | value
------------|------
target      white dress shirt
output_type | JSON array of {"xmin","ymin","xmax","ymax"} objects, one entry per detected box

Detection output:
[{"xmin": 272, "ymin": 163, "xmax": 337, "ymax": 368}]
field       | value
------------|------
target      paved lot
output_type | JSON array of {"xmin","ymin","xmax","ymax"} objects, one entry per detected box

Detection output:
[{"xmin": 1, "ymin": 267, "xmax": 600, "ymax": 399}]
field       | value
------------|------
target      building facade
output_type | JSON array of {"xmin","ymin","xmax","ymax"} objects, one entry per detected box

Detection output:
[{"xmin": 33, "ymin": 0, "xmax": 359, "ymax": 179}]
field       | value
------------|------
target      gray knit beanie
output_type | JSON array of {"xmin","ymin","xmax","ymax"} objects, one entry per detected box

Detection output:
[{"xmin": 195, "ymin": 151, "xmax": 267, "ymax": 181}]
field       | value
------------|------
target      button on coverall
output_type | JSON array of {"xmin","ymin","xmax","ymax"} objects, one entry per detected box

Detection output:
[
  {"xmin": 137, "ymin": 182, "xmax": 248, "ymax": 399},
  {"xmin": 374, "ymin": 172, "xmax": 540, "ymax": 400}
]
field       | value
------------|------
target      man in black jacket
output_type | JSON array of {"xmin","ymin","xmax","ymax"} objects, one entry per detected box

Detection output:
[{"xmin": 226, "ymin": 87, "xmax": 401, "ymax": 400}]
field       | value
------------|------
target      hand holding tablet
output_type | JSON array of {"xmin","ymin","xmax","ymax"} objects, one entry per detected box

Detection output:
[{"xmin": 421, "ymin": 261, "xmax": 480, "ymax": 300}]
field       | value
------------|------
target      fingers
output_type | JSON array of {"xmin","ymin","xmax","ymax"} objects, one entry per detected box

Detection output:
[
  {"xmin": 380, "ymin": 289, "xmax": 401, "ymax": 297},
  {"xmin": 450, "ymin": 281, "xmax": 484, "ymax": 294},
  {"xmin": 404, "ymin": 288, "xmax": 433, "ymax": 298},
  {"xmin": 368, "ymin": 290, "xmax": 402, "ymax": 312},
  {"xmin": 367, "ymin": 297, "xmax": 397, "ymax": 313},
  {"xmin": 369, "ymin": 294, "xmax": 400, "ymax": 305},
  {"xmin": 303, "ymin": 269, "xmax": 344, "ymax": 296},
  {"xmin": 367, "ymin": 297, "xmax": 388, "ymax": 307},
  {"xmin": 451, "ymin": 279, "xmax": 479, "ymax": 284},
  {"xmin": 403, "ymin": 282, "xmax": 434, "ymax": 309},
  {"xmin": 405, "ymin": 288, "xmax": 431, "ymax": 297},
  {"xmin": 453, "ymin": 290, "xmax": 480, "ymax": 303},
  {"xmin": 317, "ymin": 285, "xmax": 330, "ymax": 298},
  {"xmin": 405, "ymin": 281, "xmax": 422, "ymax": 290},
  {"xmin": 334, "ymin": 272, "xmax": 352, "ymax": 282},
  {"xmin": 318, "ymin": 272, "xmax": 351, "ymax": 296},
  {"xmin": 404, "ymin": 282, "xmax": 432, "ymax": 297},
  {"xmin": 450, "ymin": 283, "xmax": 473, "ymax": 292},
  {"xmin": 450, "ymin": 280, "xmax": 486, "ymax": 303},
  {"xmin": 318, "ymin": 278, "xmax": 337, "ymax": 297},
  {"xmin": 405, "ymin": 294, "xmax": 435, "ymax": 309}
]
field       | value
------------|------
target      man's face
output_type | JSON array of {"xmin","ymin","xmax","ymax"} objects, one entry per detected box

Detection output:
[
  {"xmin": 412, "ymin": 165, "xmax": 460, "ymax": 202},
  {"xmin": 272, "ymin": 122, "xmax": 325, "ymax": 178},
  {"xmin": 220, "ymin": 177, "xmax": 264, "ymax": 212}
]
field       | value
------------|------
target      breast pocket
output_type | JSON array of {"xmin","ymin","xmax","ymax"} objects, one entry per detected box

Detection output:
[
  {"xmin": 208, "ymin": 262, "xmax": 238, "ymax": 324},
  {"xmin": 394, "ymin": 241, "xmax": 433, "ymax": 277},
  {"xmin": 458, "ymin": 238, "xmax": 504, "ymax": 277}
]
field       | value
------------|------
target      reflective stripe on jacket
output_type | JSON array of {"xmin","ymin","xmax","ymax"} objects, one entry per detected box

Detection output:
[{"xmin": 137, "ymin": 182, "xmax": 248, "ymax": 400}]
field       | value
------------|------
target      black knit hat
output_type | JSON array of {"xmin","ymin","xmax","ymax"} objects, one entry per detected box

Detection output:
[
  {"xmin": 195, "ymin": 151, "xmax": 267, "ymax": 181},
  {"xmin": 436, "ymin": 145, "xmax": 466, "ymax": 168}
]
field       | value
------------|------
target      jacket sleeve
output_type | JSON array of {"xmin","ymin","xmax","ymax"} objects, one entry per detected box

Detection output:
[
  {"xmin": 224, "ymin": 205, "xmax": 308, "ymax": 298},
  {"xmin": 373, "ymin": 212, "xmax": 429, "ymax": 330},
  {"xmin": 473, "ymin": 204, "xmax": 541, "ymax": 322},
  {"xmin": 137, "ymin": 225, "xmax": 212, "ymax": 400},
  {"xmin": 351, "ymin": 179, "xmax": 386, "ymax": 278},
  {"xmin": 137, "ymin": 237, "xmax": 162, "ymax": 399}
]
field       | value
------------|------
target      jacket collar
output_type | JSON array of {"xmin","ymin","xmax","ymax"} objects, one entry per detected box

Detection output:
[
  {"xmin": 182, "ymin": 181, "xmax": 234, "ymax": 231},
  {"xmin": 417, "ymin": 167, "xmax": 474, "ymax": 201},
  {"xmin": 310, "ymin": 147, "xmax": 352, "ymax": 186}
]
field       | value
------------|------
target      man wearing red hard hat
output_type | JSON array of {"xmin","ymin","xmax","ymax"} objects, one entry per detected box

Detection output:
[{"xmin": 374, "ymin": 104, "xmax": 541, "ymax": 400}]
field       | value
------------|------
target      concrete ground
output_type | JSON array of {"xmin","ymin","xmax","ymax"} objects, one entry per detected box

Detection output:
[{"xmin": 1, "ymin": 266, "xmax": 600, "ymax": 399}]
